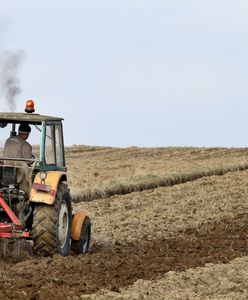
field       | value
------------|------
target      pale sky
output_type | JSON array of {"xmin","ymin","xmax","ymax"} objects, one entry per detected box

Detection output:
[{"xmin": 0, "ymin": 0, "xmax": 248, "ymax": 147}]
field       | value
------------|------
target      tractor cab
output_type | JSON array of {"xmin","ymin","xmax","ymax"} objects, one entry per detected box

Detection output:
[
  {"xmin": 0, "ymin": 101, "xmax": 67, "ymax": 193},
  {"xmin": 0, "ymin": 100, "xmax": 66, "ymax": 170}
]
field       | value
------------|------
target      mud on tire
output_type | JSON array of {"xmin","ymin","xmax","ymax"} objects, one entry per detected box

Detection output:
[{"xmin": 32, "ymin": 183, "xmax": 72, "ymax": 256}]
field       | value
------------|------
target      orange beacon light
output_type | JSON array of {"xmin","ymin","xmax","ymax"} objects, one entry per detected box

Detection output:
[{"xmin": 25, "ymin": 100, "xmax": 35, "ymax": 113}]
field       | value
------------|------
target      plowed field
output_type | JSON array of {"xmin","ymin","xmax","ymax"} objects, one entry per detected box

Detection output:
[{"xmin": 1, "ymin": 146, "xmax": 248, "ymax": 300}]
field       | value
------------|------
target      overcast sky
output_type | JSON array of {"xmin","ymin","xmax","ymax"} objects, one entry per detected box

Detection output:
[{"xmin": 0, "ymin": 0, "xmax": 247, "ymax": 147}]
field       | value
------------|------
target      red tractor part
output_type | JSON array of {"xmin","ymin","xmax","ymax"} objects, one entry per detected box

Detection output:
[{"xmin": 0, "ymin": 196, "xmax": 29, "ymax": 239}]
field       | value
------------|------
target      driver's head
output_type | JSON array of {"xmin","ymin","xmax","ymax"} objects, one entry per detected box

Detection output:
[{"xmin": 18, "ymin": 123, "xmax": 31, "ymax": 140}]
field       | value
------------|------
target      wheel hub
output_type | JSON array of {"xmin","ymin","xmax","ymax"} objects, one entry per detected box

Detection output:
[{"xmin": 58, "ymin": 202, "xmax": 69, "ymax": 247}]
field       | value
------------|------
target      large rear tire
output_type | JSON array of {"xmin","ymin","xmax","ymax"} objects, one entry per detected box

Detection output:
[{"xmin": 32, "ymin": 183, "xmax": 72, "ymax": 256}]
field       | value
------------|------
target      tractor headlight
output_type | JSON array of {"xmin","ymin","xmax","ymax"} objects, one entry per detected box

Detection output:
[{"xmin": 39, "ymin": 172, "xmax": 47, "ymax": 181}]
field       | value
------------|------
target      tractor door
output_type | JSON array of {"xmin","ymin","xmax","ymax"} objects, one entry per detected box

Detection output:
[{"xmin": 40, "ymin": 121, "xmax": 66, "ymax": 171}]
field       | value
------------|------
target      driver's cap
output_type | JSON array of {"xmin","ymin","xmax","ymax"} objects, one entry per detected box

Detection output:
[{"xmin": 18, "ymin": 123, "xmax": 31, "ymax": 134}]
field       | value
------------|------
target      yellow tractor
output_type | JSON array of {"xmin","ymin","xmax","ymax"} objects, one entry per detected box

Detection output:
[{"xmin": 0, "ymin": 100, "xmax": 90, "ymax": 256}]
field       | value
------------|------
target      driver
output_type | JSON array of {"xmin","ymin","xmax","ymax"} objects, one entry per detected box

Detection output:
[
  {"xmin": 3, "ymin": 123, "xmax": 33, "ymax": 195},
  {"xmin": 3, "ymin": 123, "xmax": 32, "ymax": 159}
]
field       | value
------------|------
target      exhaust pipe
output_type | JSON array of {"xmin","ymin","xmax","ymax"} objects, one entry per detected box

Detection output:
[{"xmin": 10, "ymin": 124, "xmax": 16, "ymax": 137}]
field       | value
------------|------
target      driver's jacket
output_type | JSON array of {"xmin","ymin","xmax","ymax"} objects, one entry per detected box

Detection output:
[{"xmin": 3, "ymin": 135, "xmax": 32, "ymax": 159}]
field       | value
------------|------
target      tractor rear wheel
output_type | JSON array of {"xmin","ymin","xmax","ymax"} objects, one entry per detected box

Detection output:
[{"xmin": 32, "ymin": 183, "xmax": 72, "ymax": 256}]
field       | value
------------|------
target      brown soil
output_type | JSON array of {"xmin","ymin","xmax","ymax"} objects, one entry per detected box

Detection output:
[
  {"xmin": 0, "ymin": 146, "xmax": 248, "ymax": 300},
  {"xmin": 0, "ymin": 213, "xmax": 247, "ymax": 300}
]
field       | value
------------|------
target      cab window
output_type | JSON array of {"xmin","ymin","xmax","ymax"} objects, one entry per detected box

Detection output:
[
  {"xmin": 55, "ymin": 125, "xmax": 64, "ymax": 167},
  {"xmin": 44, "ymin": 123, "xmax": 65, "ymax": 168},
  {"xmin": 45, "ymin": 125, "xmax": 55, "ymax": 165}
]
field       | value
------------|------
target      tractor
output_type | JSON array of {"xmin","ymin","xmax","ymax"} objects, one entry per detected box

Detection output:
[{"xmin": 0, "ymin": 100, "xmax": 91, "ymax": 257}]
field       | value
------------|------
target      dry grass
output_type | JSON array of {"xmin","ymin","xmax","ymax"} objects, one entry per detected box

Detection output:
[
  {"xmin": 72, "ymin": 162, "xmax": 248, "ymax": 202},
  {"xmin": 66, "ymin": 146, "xmax": 248, "ymax": 202}
]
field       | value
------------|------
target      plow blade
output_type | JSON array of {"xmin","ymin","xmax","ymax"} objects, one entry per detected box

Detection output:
[
  {"xmin": 0, "ymin": 238, "xmax": 20, "ymax": 260},
  {"xmin": 0, "ymin": 196, "xmax": 31, "ymax": 260},
  {"xmin": 0, "ymin": 238, "xmax": 33, "ymax": 261}
]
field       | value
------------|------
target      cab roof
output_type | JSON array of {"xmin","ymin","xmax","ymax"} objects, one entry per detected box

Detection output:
[{"xmin": 0, "ymin": 113, "xmax": 63, "ymax": 125}]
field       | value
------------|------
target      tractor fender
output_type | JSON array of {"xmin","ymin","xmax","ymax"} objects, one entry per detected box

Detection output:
[
  {"xmin": 30, "ymin": 171, "xmax": 67, "ymax": 205},
  {"xmin": 71, "ymin": 211, "xmax": 88, "ymax": 241}
]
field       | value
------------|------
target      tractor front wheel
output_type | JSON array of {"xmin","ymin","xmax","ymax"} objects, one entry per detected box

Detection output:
[{"xmin": 71, "ymin": 216, "xmax": 91, "ymax": 254}]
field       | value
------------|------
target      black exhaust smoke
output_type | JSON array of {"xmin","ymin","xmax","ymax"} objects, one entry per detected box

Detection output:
[{"xmin": 0, "ymin": 50, "xmax": 26, "ymax": 112}]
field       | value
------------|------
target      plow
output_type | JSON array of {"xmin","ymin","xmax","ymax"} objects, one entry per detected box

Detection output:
[
  {"xmin": 0, "ymin": 193, "xmax": 30, "ymax": 259},
  {"xmin": 0, "ymin": 100, "xmax": 91, "ymax": 259}
]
